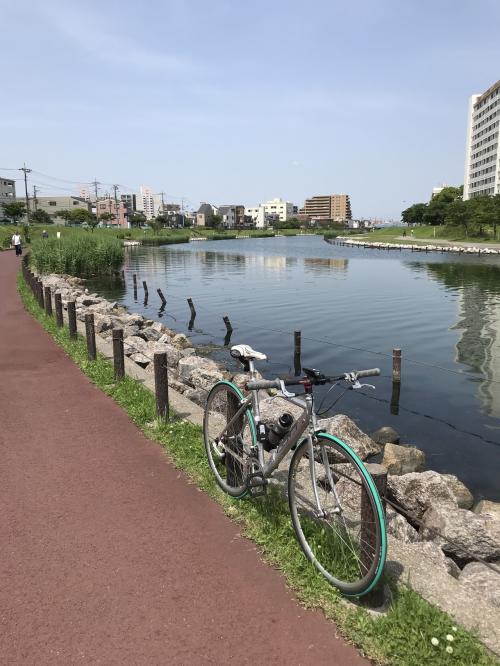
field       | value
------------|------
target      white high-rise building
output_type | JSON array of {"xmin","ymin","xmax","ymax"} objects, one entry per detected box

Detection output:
[
  {"xmin": 139, "ymin": 185, "xmax": 155, "ymax": 219},
  {"xmin": 463, "ymin": 80, "xmax": 500, "ymax": 200}
]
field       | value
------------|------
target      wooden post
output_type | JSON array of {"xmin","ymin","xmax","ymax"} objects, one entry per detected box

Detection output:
[
  {"xmin": 121, "ymin": 270, "xmax": 125, "ymax": 281},
  {"xmin": 187, "ymin": 297, "xmax": 196, "ymax": 317},
  {"xmin": 226, "ymin": 389, "xmax": 244, "ymax": 487},
  {"xmin": 157, "ymin": 288, "xmax": 167, "ymax": 306},
  {"xmin": 142, "ymin": 280, "xmax": 148, "ymax": 295},
  {"xmin": 67, "ymin": 301, "xmax": 77, "ymax": 340},
  {"xmin": 112, "ymin": 329, "xmax": 125, "ymax": 379},
  {"xmin": 360, "ymin": 463, "xmax": 387, "ymax": 608},
  {"xmin": 44, "ymin": 287, "xmax": 52, "ymax": 316},
  {"xmin": 85, "ymin": 313, "xmax": 97, "ymax": 361},
  {"xmin": 37, "ymin": 280, "xmax": 45, "ymax": 309},
  {"xmin": 223, "ymin": 315, "xmax": 233, "ymax": 346},
  {"xmin": 133, "ymin": 273, "xmax": 137, "ymax": 287},
  {"xmin": 390, "ymin": 380, "xmax": 401, "ymax": 416},
  {"xmin": 392, "ymin": 348, "xmax": 402, "ymax": 383},
  {"xmin": 154, "ymin": 352, "xmax": 169, "ymax": 421},
  {"xmin": 55, "ymin": 293, "xmax": 63, "ymax": 327},
  {"xmin": 294, "ymin": 329, "xmax": 302, "ymax": 376}
]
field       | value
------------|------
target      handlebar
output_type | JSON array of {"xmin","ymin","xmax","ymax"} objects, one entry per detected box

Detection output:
[{"xmin": 246, "ymin": 368, "xmax": 380, "ymax": 391}]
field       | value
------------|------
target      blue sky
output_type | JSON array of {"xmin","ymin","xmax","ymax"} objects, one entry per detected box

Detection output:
[{"xmin": 2, "ymin": 0, "xmax": 500, "ymax": 218}]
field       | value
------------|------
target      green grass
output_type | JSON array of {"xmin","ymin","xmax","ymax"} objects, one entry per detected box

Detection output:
[
  {"xmin": 30, "ymin": 234, "xmax": 124, "ymax": 276},
  {"xmin": 353, "ymin": 226, "xmax": 500, "ymax": 246},
  {"xmin": 17, "ymin": 273, "xmax": 499, "ymax": 666}
]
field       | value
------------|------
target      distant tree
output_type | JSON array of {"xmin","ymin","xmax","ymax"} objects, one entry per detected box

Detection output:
[
  {"xmin": 86, "ymin": 213, "xmax": 99, "ymax": 232},
  {"xmin": 423, "ymin": 199, "xmax": 449, "ymax": 226},
  {"xmin": 30, "ymin": 209, "xmax": 53, "ymax": 225},
  {"xmin": 402, "ymin": 203, "xmax": 426, "ymax": 225},
  {"xmin": 211, "ymin": 214, "xmax": 223, "ymax": 229},
  {"xmin": 69, "ymin": 208, "xmax": 93, "ymax": 225},
  {"xmin": 148, "ymin": 218, "xmax": 163, "ymax": 235},
  {"xmin": 130, "ymin": 212, "xmax": 146, "ymax": 228},
  {"xmin": 432, "ymin": 186, "xmax": 463, "ymax": 204},
  {"xmin": 99, "ymin": 212, "xmax": 115, "ymax": 224},
  {"xmin": 54, "ymin": 209, "xmax": 73, "ymax": 225},
  {"xmin": 3, "ymin": 201, "xmax": 26, "ymax": 224}
]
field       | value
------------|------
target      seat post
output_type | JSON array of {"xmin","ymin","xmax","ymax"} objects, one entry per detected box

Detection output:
[{"xmin": 248, "ymin": 359, "xmax": 256, "ymax": 377}]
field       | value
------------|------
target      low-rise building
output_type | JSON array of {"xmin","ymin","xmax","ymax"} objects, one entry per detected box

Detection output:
[
  {"xmin": 196, "ymin": 203, "xmax": 218, "ymax": 227},
  {"xmin": 244, "ymin": 205, "xmax": 267, "ymax": 228},
  {"xmin": 0, "ymin": 177, "xmax": 16, "ymax": 217},
  {"xmin": 32, "ymin": 196, "xmax": 91, "ymax": 222},
  {"xmin": 218, "ymin": 205, "xmax": 245, "ymax": 228},
  {"xmin": 261, "ymin": 197, "xmax": 294, "ymax": 221},
  {"xmin": 96, "ymin": 198, "xmax": 129, "ymax": 227}
]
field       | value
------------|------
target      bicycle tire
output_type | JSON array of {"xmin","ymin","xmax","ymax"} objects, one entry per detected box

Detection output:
[
  {"xmin": 204, "ymin": 381, "xmax": 257, "ymax": 498},
  {"xmin": 288, "ymin": 432, "xmax": 386, "ymax": 596}
]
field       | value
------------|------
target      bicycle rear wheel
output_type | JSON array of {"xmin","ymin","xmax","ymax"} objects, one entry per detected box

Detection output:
[
  {"xmin": 288, "ymin": 433, "xmax": 386, "ymax": 596},
  {"xmin": 204, "ymin": 381, "xmax": 257, "ymax": 498}
]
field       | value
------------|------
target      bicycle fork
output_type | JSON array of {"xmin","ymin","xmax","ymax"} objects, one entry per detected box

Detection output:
[{"xmin": 306, "ymin": 434, "xmax": 343, "ymax": 520}]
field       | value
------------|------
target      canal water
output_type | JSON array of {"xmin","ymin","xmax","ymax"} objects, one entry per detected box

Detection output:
[{"xmin": 88, "ymin": 235, "xmax": 500, "ymax": 501}]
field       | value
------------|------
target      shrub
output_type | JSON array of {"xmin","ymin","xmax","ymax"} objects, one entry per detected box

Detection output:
[{"xmin": 30, "ymin": 235, "xmax": 124, "ymax": 276}]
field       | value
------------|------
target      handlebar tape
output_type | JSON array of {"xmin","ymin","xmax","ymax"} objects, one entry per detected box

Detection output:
[{"xmin": 355, "ymin": 368, "xmax": 381, "ymax": 378}]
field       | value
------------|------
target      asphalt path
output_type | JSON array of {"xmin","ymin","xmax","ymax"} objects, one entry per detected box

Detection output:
[{"xmin": 0, "ymin": 251, "xmax": 368, "ymax": 665}]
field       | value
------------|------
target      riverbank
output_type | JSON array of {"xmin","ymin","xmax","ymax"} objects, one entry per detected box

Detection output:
[
  {"xmin": 25, "ymin": 264, "xmax": 500, "ymax": 658},
  {"xmin": 333, "ymin": 236, "xmax": 500, "ymax": 255}
]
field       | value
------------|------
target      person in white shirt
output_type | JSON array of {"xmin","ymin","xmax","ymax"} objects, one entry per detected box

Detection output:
[{"xmin": 12, "ymin": 232, "xmax": 22, "ymax": 256}]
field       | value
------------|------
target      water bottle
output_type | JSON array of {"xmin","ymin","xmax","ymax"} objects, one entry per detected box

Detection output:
[{"xmin": 265, "ymin": 412, "xmax": 294, "ymax": 451}]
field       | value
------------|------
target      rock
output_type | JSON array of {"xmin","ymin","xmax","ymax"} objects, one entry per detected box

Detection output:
[
  {"xmin": 386, "ymin": 506, "xmax": 420, "ymax": 543},
  {"xmin": 188, "ymin": 366, "xmax": 224, "ymax": 391},
  {"xmin": 123, "ymin": 335, "xmax": 148, "ymax": 356},
  {"xmin": 93, "ymin": 313, "xmax": 114, "ymax": 333},
  {"xmin": 183, "ymin": 387, "xmax": 209, "ymax": 406},
  {"xmin": 231, "ymin": 372, "xmax": 263, "ymax": 394},
  {"xmin": 172, "ymin": 333, "xmax": 191, "ymax": 349},
  {"xmin": 421, "ymin": 503, "xmax": 500, "ymax": 562},
  {"xmin": 130, "ymin": 352, "xmax": 150, "ymax": 367},
  {"xmin": 474, "ymin": 500, "xmax": 500, "ymax": 521},
  {"xmin": 387, "ymin": 541, "xmax": 460, "ymax": 578},
  {"xmin": 459, "ymin": 562, "xmax": 500, "ymax": 608},
  {"xmin": 259, "ymin": 396, "xmax": 305, "ymax": 427},
  {"xmin": 382, "ymin": 443, "xmax": 426, "ymax": 475},
  {"xmin": 371, "ymin": 426, "xmax": 400, "ymax": 444},
  {"xmin": 158, "ymin": 333, "xmax": 174, "ymax": 344},
  {"xmin": 387, "ymin": 471, "xmax": 457, "ymax": 521},
  {"xmin": 122, "ymin": 324, "xmax": 141, "ymax": 338},
  {"xmin": 76, "ymin": 295, "xmax": 102, "ymax": 306},
  {"xmin": 180, "ymin": 347, "xmax": 196, "ymax": 358},
  {"xmin": 120, "ymin": 313, "xmax": 144, "ymax": 328},
  {"xmin": 178, "ymin": 355, "xmax": 221, "ymax": 381},
  {"xmin": 442, "ymin": 474, "xmax": 474, "ymax": 509},
  {"xmin": 87, "ymin": 301, "xmax": 118, "ymax": 314},
  {"xmin": 141, "ymin": 326, "xmax": 162, "ymax": 342},
  {"xmin": 318, "ymin": 414, "xmax": 381, "ymax": 460},
  {"xmin": 145, "ymin": 342, "xmax": 181, "ymax": 368}
]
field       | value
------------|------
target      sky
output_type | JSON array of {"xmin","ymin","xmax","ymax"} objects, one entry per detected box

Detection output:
[{"xmin": 1, "ymin": 0, "xmax": 500, "ymax": 219}]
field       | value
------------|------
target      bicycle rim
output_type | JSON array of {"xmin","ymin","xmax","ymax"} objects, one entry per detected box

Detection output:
[
  {"xmin": 288, "ymin": 433, "xmax": 386, "ymax": 596},
  {"xmin": 204, "ymin": 381, "xmax": 257, "ymax": 498}
]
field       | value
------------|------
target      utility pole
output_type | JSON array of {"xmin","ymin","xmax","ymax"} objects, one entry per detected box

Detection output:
[
  {"xmin": 91, "ymin": 178, "xmax": 100, "ymax": 222},
  {"xmin": 19, "ymin": 163, "xmax": 32, "ymax": 224},
  {"xmin": 32, "ymin": 185, "xmax": 38, "ymax": 212},
  {"xmin": 112, "ymin": 184, "xmax": 120, "ymax": 226}
]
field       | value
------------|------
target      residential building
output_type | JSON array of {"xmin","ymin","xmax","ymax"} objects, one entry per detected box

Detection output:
[
  {"xmin": 0, "ymin": 177, "xmax": 16, "ymax": 217},
  {"xmin": 31, "ymin": 196, "xmax": 91, "ymax": 221},
  {"xmin": 96, "ymin": 198, "xmax": 129, "ymax": 227},
  {"xmin": 121, "ymin": 193, "xmax": 137, "ymax": 212},
  {"xmin": 431, "ymin": 184, "xmax": 447, "ymax": 198},
  {"xmin": 218, "ymin": 205, "xmax": 245, "ymax": 228},
  {"xmin": 79, "ymin": 187, "xmax": 91, "ymax": 201},
  {"xmin": 138, "ymin": 185, "xmax": 162, "ymax": 220},
  {"xmin": 464, "ymin": 80, "xmax": 500, "ymax": 200},
  {"xmin": 301, "ymin": 194, "xmax": 352, "ymax": 221},
  {"xmin": 196, "ymin": 203, "xmax": 218, "ymax": 227},
  {"xmin": 261, "ymin": 197, "xmax": 294, "ymax": 222},
  {"xmin": 244, "ymin": 205, "xmax": 267, "ymax": 228}
]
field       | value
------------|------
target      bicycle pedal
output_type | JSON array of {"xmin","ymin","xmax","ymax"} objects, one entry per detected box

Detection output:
[{"xmin": 246, "ymin": 471, "xmax": 268, "ymax": 498}]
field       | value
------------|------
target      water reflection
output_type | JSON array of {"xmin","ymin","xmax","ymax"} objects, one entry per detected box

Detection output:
[
  {"xmin": 426, "ymin": 261, "xmax": 500, "ymax": 417},
  {"xmin": 303, "ymin": 257, "xmax": 349, "ymax": 273}
]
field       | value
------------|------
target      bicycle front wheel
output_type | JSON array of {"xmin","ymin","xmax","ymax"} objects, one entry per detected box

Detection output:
[
  {"xmin": 204, "ymin": 381, "xmax": 257, "ymax": 498},
  {"xmin": 288, "ymin": 433, "xmax": 386, "ymax": 596}
]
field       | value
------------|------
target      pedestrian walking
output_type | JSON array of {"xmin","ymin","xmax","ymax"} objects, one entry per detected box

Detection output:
[
  {"xmin": 42, "ymin": 229, "xmax": 48, "ymax": 239},
  {"xmin": 11, "ymin": 232, "xmax": 22, "ymax": 256}
]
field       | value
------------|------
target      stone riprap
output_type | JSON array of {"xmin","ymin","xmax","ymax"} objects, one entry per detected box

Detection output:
[
  {"xmin": 38, "ymin": 271, "xmax": 500, "ymax": 643},
  {"xmin": 335, "ymin": 236, "xmax": 500, "ymax": 254}
]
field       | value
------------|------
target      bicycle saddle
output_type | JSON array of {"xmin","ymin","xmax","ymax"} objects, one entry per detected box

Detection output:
[{"xmin": 230, "ymin": 344, "xmax": 267, "ymax": 361}]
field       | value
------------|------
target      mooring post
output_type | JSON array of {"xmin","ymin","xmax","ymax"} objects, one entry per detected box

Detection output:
[
  {"xmin": 54, "ymin": 293, "xmax": 63, "ymax": 327},
  {"xmin": 390, "ymin": 380, "xmax": 401, "ymax": 416},
  {"xmin": 392, "ymin": 348, "xmax": 402, "ymax": 383},
  {"xmin": 142, "ymin": 280, "xmax": 148, "ymax": 295},
  {"xmin": 121, "ymin": 270, "xmax": 125, "ymax": 281},
  {"xmin": 67, "ymin": 301, "xmax": 77, "ymax": 340},
  {"xmin": 223, "ymin": 315, "xmax": 233, "ymax": 334},
  {"xmin": 187, "ymin": 297, "xmax": 196, "ymax": 317},
  {"xmin": 294, "ymin": 329, "xmax": 302, "ymax": 376},
  {"xmin": 44, "ymin": 287, "xmax": 52, "ymax": 316},
  {"xmin": 157, "ymin": 288, "xmax": 167, "ymax": 306},
  {"xmin": 112, "ymin": 329, "xmax": 125, "ymax": 379},
  {"xmin": 85, "ymin": 313, "xmax": 97, "ymax": 361},
  {"xmin": 133, "ymin": 273, "xmax": 137, "ymax": 287},
  {"xmin": 360, "ymin": 463, "xmax": 387, "ymax": 608},
  {"xmin": 153, "ymin": 352, "xmax": 169, "ymax": 421}
]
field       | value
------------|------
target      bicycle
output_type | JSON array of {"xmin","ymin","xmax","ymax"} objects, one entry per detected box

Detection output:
[{"xmin": 203, "ymin": 344, "xmax": 387, "ymax": 597}]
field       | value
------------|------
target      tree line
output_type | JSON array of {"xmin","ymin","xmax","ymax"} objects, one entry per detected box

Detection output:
[{"xmin": 402, "ymin": 186, "xmax": 500, "ymax": 237}]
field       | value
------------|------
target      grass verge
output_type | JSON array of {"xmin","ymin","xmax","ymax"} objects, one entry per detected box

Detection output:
[{"xmin": 17, "ymin": 273, "xmax": 499, "ymax": 666}]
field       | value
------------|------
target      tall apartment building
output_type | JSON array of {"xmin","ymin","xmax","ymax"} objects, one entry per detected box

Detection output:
[
  {"xmin": 301, "ymin": 194, "xmax": 352, "ymax": 221},
  {"xmin": 464, "ymin": 80, "xmax": 500, "ymax": 200}
]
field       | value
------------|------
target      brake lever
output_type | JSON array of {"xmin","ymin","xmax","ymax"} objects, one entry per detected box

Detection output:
[
  {"xmin": 352, "ymin": 381, "xmax": 375, "ymax": 390},
  {"xmin": 343, "ymin": 373, "xmax": 375, "ymax": 391}
]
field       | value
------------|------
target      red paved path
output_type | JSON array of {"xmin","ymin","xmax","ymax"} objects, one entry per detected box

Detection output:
[{"xmin": 0, "ymin": 251, "xmax": 368, "ymax": 665}]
